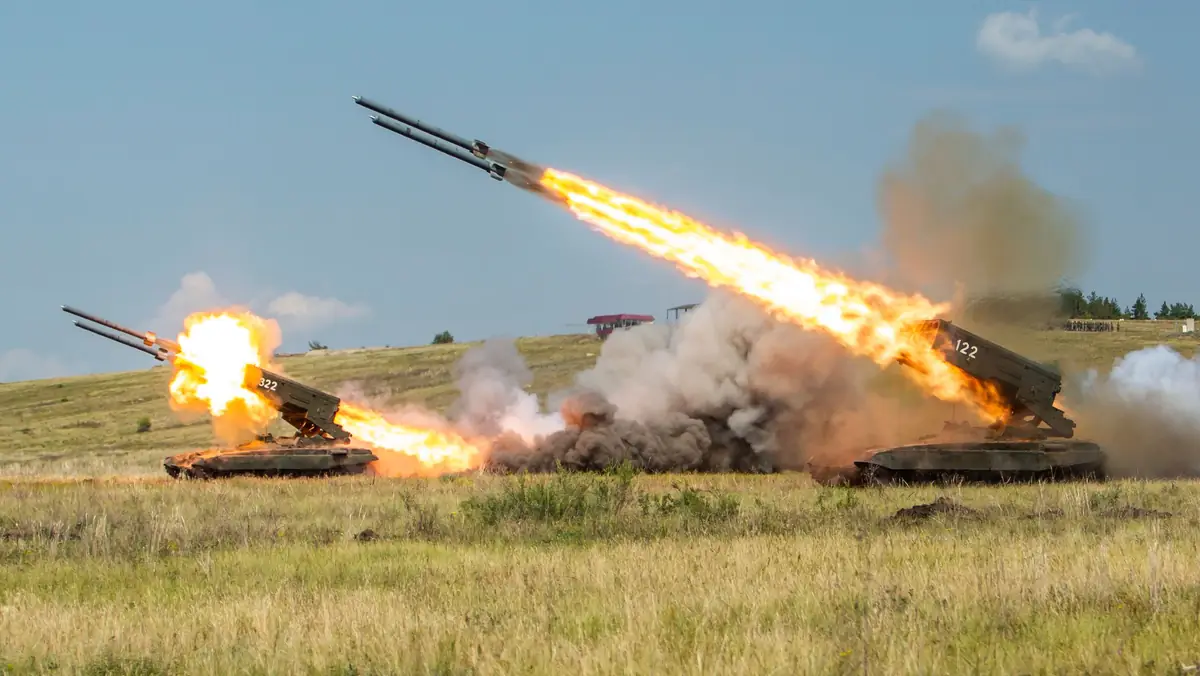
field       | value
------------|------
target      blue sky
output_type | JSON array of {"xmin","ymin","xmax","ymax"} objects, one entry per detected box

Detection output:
[{"xmin": 1, "ymin": 0, "xmax": 1193, "ymax": 381}]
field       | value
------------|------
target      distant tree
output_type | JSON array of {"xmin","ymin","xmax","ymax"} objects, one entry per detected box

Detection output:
[
  {"xmin": 307, "ymin": 340, "xmax": 328, "ymax": 351},
  {"xmin": 136, "ymin": 417, "xmax": 152, "ymax": 434},
  {"xmin": 1104, "ymin": 296, "xmax": 1122, "ymax": 319},
  {"xmin": 1058, "ymin": 286, "xmax": 1086, "ymax": 318},
  {"xmin": 1166, "ymin": 302, "xmax": 1197, "ymax": 319},
  {"xmin": 432, "ymin": 331, "xmax": 455, "ymax": 345},
  {"xmin": 1131, "ymin": 293, "xmax": 1149, "ymax": 320},
  {"xmin": 1081, "ymin": 292, "xmax": 1122, "ymax": 319},
  {"xmin": 1058, "ymin": 287, "xmax": 1196, "ymax": 322}
]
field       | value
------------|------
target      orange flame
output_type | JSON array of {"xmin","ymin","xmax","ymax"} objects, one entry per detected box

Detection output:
[
  {"xmin": 538, "ymin": 168, "xmax": 1007, "ymax": 421},
  {"xmin": 166, "ymin": 310, "xmax": 484, "ymax": 474},
  {"xmin": 334, "ymin": 403, "xmax": 483, "ymax": 477}
]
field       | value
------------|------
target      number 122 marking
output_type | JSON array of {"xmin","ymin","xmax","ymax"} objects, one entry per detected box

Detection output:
[{"xmin": 955, "ymin": 339, "xmax": 978, "ymax": 359}]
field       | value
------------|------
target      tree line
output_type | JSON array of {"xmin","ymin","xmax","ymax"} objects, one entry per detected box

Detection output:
[{"xmin": 1058, "ymin": 287, "xmax": 1196, "ymax": 320}]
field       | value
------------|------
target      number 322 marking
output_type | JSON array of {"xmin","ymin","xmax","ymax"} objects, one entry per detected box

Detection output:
[
  {"xmin": 955, "ymin": 339, "xmax": 978, "ymax": 359},
  {"xmin": 258, "ymin": 377, "xmax": 279, "ymax": 391}
]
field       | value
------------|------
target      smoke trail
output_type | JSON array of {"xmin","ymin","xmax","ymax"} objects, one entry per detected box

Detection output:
[{"xmin": 1073, "ymin": 345, "xmax": 1200, "ymax": 478}]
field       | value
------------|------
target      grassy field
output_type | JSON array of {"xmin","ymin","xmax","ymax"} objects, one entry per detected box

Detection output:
[
  {"xmin": 1, "ymin": 321, "xmax": 1199, "ymax": 674},
  {"xmin": 1, "ymin": 474, "xmax": 1197, "ymax": 674}
]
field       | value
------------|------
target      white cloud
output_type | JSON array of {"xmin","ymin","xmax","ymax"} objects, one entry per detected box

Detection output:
[
  {"xmin": 0, "ymin": 349, "xmax": 70, "ymax": 383},
  {"xmin": 265, "ymin": 291, "xmax": 370, "ymax": 330},
  {"xmin": 147, "ymin": 271, "xmax": 369, "ymax": 335},
  {"xmin": 147, "ymin": 271, "xmax": 228, "ymax": 332},
  {"xmin": 976, "ymin": 9, "xmax": 1140, "ymax": 75}
]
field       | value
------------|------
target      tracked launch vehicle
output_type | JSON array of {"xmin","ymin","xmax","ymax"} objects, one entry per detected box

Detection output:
[
  {"xmin": 825, "ymin": 318, "xmax": 1106, "ymax": 485},
  {"xmin": 62, "ymin": 306, "xmax": 378, "ymax": 479}
]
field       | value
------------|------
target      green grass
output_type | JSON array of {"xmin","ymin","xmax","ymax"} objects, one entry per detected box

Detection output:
[{"xmin": 2, "ymin": 323, "xmax": 1199, "ymax": 673}]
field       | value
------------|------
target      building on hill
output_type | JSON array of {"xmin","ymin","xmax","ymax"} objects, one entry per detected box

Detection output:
[{"xmin": 586, "ymin": 314, "xmax": 655, "ymax": 339}]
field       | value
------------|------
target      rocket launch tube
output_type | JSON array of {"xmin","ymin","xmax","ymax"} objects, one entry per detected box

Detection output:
[
  {"xmin": 62, "ymin": 305, "xmax": 179, "ymax": 353},
  {"xmin": 71, "ymin": 321, "xmax": 170, "ymax": 361},
  {"xmin": 353, "ymin": 96, "xmax": 481, "ymax": 155},
  {"xmin": 62, "ymin": 305, "xmax": 147, "ymax": 343},
  {"xmin": 368, "ymin": 116, "xmax": 505, "ymax": 179}
]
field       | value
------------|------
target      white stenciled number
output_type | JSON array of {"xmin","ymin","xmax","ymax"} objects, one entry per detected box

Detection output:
[
  {"xmin": 954, "ymin": 339, "xmax": 979, "ymax": 359},
  {"xmin": 257, "ymin": 377, "xmax": 279, "ymax": 391}
]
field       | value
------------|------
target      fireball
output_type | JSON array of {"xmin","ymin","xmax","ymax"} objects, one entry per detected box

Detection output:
[{"xmin": 167, "ymin": 311, "xmax": 280, "ymax": 440}]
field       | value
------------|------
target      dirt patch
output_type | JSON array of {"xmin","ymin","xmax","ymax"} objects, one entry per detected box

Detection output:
[
  {"xmin": 806, "ymin": 464, "xmax": 859, "ymax": 486},
  {"xmin": 1101, "ymin": 506, "xmax": 1173, "ymax": 519},
  {"xmin": 891, "ymin": 497, "xmax": 978, "ymax": 521},
  {"xmin": 62, "ymin": 420, "xmax": 104, "ymax": 429},
  {"xmin": 1022, "ymin": 508, "xmax": 1066, "ymax": 520},
  {"xmin": 0, "ymin": 521, "xmax": 87, "ymax": 541}
]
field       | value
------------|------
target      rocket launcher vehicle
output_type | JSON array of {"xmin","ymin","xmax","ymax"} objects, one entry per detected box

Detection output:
[
  {"xmin": 825, "ymin": 318, "xmax": 1108, "ymax": 485},
  {"xmin": 61, "ymin": 305, "xmax": 377, "ymax": 479}
]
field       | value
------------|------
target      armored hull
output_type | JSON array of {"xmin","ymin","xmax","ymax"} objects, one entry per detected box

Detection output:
[
  {"xmin": 851, "ymin": 438, "xmax": 1105, "ymax": 485},
  {"xmin": 164, "ymin": 442, "xmax": 378, "ymax": 479},
  {"xmin": 816, "ymin": 439, "xmax": 1104, "ymax": 487},
  {"xmin": 814, "ymin": 431, "xmax": 1107, "ymax": 486}
]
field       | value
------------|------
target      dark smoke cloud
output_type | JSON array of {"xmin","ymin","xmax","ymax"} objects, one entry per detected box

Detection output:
[
  {"xmin": 464, "ymin": 293, "xmax": 945, "ymax": 474},
  {"xmin": 485, "ymin": 391, "xmax": 717, "ymax": 473},
  {"xmin": 876, "ymin": 111, "xmax": 1088, "ymax": 328}
]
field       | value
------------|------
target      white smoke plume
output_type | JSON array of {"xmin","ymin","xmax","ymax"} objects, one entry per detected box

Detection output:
[
  {"xmin": 1073, "ymin": 345, "xmax": 1200, "ymax": 478},
  {"xmin": 445, "ymin": 338, "xmax": 564, "ymax": 444}
]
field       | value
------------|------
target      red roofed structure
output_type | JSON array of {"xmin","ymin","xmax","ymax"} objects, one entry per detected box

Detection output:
[{"xmin": 586, "ymin": 313, "xmax": 655, "ymax": 339}]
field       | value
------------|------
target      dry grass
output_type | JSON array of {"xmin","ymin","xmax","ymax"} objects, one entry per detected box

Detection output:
[
  {"xmin": 1, "ymin": 474, "xmax": 1198, "ymax": 674},
  {"xmin": 2, "ymin": 324, "xmax": 1199, "ymax": 673}
]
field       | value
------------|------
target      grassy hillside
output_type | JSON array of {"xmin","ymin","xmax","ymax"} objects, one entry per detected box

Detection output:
[
  {"xmin": 2, "ymin": 321, "xmax": 1196, "ymax": 477},
  {"xmin": 0, "ymin": 334, "xmax": 600, "ymax": 476}
]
